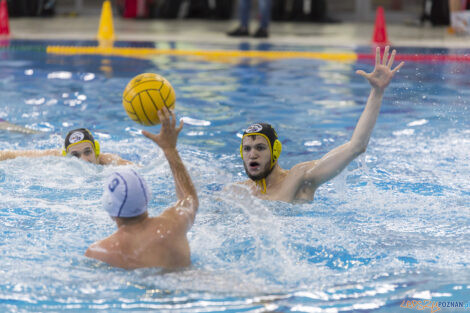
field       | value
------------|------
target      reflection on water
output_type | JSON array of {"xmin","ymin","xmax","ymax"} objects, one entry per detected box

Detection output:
[{"xmin": 0, "ymin": 42, "xmax": 469, "ymax": 312}]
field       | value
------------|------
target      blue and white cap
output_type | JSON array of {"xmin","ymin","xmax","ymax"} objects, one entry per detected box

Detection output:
[{"xmin": 102, "ymin": 169, "xmax": 151, "ymax": 218}]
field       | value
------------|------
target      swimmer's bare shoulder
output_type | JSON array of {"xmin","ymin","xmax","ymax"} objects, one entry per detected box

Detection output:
[
  {"xmin": 238, "ymin": 160, "xmax": 321, "ymax": 186},
  {"xmin": 0, "ymin": 149, "xmax": 61, "ymax": 161},
  {"xmin": 221, "ymin": 180, "xmax": 253, "ymax": 200},
  {"xmin": 227, "ymin": 160, "xmax": 321, "ymax": 202},
  {"xmin": 85, "ymin": 235, "xmax": 131, "ymax": 269},
  {"xmin": 85, "ymin": 215, "xmax": 190, "ymax": 269},
  {"xmin": 289, "ymin": 159, "xmax": 319, "ymax": 178},
  {"xmin": 85, "ymin": 231, "xmax": 153, "ymax": 269},
  {"xmin": 223, "ymin": 180, "xmax": 251, "ymax": 190},
  {"xmin": 286, "ymin": 159, "xmax": 322, "ymax": 201}
]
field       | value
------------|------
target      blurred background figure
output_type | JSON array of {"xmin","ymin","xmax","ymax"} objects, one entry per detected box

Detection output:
[
  {"xmin": 116, "ymin": 0, "xmax": 235, "ymax": 20},
  {"xmin": 7, "ymin": 0, "xmax": 56, "ymax": 17},
  {"xmin": 448, "ymin": 0, "xmax": 469, "ymax": 12},
  {"xmin": 448, "ymin": 0, "xmax": 470, "ymax": 34},
  {"xmin": 227, "ymin": 0, "xmax": 271, "ymax": 38},
  {"xmin": 271, "ymin": 0, "xmax": 336, "ymax": 23}
]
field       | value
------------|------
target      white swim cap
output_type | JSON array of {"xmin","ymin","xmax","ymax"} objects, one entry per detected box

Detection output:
[{"xmin": 102, "ymin": 169, "xmax": 151, "ymax": 218}]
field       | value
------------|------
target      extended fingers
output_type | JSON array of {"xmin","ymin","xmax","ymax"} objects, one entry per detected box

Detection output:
[
  {"xmin": 387, "ymin": 49, "xmax": 396, "ymax": 68},
  {"xmin": 382, "ymin": 46, "xmax": 390, "ymax": 65},
  {"xmin": 169, "ymin": 109, "xmax": 177, "ymax": 129},
  {"xmin": 142, "ymin": 130, "xmax": 150, "ymax": 138},
  {"xmin": 176, "ymin": 118, "xmax": 184, "ymax": 134},
  {"xmin": 156, "ymin": 109, "xmax": 164, "ymax": 124},
  {"xmin": 392, "ymin": 61, "xmax": 405, "ymax": 73},
  {"xmin": 142, "ymin": 130, "xmax": 157, "ymax": 140},
  {"xmin": 375, "ymin": 46, "xmax": 380, "ymax": 66},
  {"xmin": 356, "ymin": 69, "xmax": 369, "ymax": 78},
  {"xmin": 158, "ymin": 107, "xmax": 170, "ymax": 127},
  {"xmin": 162, "ymin": 105, "xmax": 170, "ymax": 120}
]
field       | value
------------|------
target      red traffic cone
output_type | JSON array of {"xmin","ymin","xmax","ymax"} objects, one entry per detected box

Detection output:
[
  {"xmin": 0, "ymin": 0, "xmax": 10, "ymax": 37},
  {"xmin": 372, "ymin": 6, "xmax": 389, "ymax": 45}
]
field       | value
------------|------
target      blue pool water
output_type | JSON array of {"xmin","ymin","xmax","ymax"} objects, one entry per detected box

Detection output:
[{"xmin": 0, "ymin": 40, "xmax": 469, "ymax": 312}]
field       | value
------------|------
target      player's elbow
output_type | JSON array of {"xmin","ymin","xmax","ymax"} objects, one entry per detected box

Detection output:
[
  {"xmin": 189, "ymin": 194, "xmax": 199, "ymax": 212},
  {"xmin": 349, "ymin": 141, "xmax": 367, "ymax": 156},
  {"xmin": 180, "ymin": 194, "xmax": 199, "ymax": 214},
  {"xmin": 356, "ymin": 145, "xmax": 367, "ymax": 156}
]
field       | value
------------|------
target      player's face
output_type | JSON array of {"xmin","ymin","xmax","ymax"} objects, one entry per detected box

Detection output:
[
  {"xmin": 242, "ymin": 136, "xmax": 271, "ymax": 180},
  {"xmin": 67, "ymin": 142, "xmax": 98, "ymax": 164}
]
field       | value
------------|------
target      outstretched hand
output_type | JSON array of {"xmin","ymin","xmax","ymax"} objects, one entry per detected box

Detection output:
[
  {"xmin": 142, "ymin": 106, "xmax": 183, "ymax": 151},
  {"xmin": 356, "ymin": 46, "xmax": 405, "ymax": 91}
]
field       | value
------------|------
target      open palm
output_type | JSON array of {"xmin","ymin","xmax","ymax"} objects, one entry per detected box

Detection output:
[
  {"xmin": 356, "ymin": 46, "xmax": 405, "ymax": 91},
  {"xmin": 142, "ymin": 107, "xmax": 183, "ymax": 150}
]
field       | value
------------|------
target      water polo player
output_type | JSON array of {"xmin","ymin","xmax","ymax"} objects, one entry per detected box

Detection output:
[
  {"xmin": 238, "ymin": 46, "xmax": 404, "ymax": 203},
  {"xmin": 0, "ymin": 128, "xmax": 131, "ymax": 165},
  {"xmin": 85, "ymin": 107, "xmax": 199, "ymax": 269}
]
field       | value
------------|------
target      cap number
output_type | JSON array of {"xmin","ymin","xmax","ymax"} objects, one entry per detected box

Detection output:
[{"xmin": 108, "ymin": 178, "xmax": 119, "ymax": 192}]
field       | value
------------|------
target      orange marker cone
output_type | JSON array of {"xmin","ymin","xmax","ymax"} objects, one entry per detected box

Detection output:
[
  {"xmin": 97, "ymin": 0, "xmax": 115, "ymax": 41},
  {"xmin": 372, "ymin": 6, "xmax": 389, "ymax": 45},
  {"xmin": 0, "ymin": 0, "xmax": 10, "ymax": 37}
]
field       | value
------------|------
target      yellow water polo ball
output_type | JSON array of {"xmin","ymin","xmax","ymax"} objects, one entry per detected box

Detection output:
[{"xmin": 122, "ymin": 73, "xmax": 176, "ymax": 126}]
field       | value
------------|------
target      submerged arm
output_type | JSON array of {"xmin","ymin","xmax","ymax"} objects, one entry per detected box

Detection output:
[
  {"xmin": 98, "ymin": 153, "xmax": 133, "ymax": 165},
  {"xmin": 0, "ymin": 149, "xmax": 60, "ymax": 161},
  {"xmin": 303, "ymin": 46, "xmax": 404, "ymax": 187}
]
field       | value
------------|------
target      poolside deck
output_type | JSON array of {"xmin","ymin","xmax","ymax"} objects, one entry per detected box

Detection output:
[{"xmin": 5, "ymin": 5, "xmax": 470, "ymax": 48}]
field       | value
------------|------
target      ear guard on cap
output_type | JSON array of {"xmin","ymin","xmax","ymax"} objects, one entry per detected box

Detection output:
[
  {"xmin": 94, "ymin": 140, "xmax": 101, "ymax": 157},
  {"xmin": 272, "ymin": 139, "xmax": 282, "ymax": 163}
]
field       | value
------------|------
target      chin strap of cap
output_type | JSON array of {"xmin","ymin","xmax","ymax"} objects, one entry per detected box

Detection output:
[{"xmin": 256, "ymin": 178, "xmax": 267, "ymax": 194}]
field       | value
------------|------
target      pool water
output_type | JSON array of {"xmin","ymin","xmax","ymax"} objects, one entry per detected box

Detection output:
[{"xmin": 0, "ymin": 40, "xmax": 469, "ymax": 312}]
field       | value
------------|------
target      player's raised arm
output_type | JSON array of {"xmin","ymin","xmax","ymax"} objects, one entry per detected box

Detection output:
[
  {"xmin": 142, "ymin": 107, "xmax": 198, "ymax": 229},
  {"xmin": 302, "ymin": 46, "xmax": 404, "ymax": 188}
]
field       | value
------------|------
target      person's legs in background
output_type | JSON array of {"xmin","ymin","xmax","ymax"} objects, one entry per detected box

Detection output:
[
  {"xmin": 252, "ymin": 0, "xmax": 271, "ymax": 37},
  {"xmin": 227, "ymin": 0, "xmax": 251, "ymax": 36}
]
